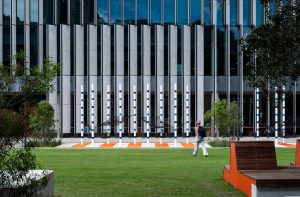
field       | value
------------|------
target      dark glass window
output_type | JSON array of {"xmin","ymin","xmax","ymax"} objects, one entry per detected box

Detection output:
[
  {"xmin": 230, "ymin": 27, "xmax": 239, "ymax": 76},
  {"xmin": 58, "ymin": 0, "xmax": 68, "ymax": 24},
  {"xmin": 190, "ymin": 0, "xmax": 201, "ymax": 25},
  {"xmin": 230, "ymin": 0, "xmax": 237, "ymax": 25},
  {"xmin": 216, "ymin": 0, "xmax": 225, "ymax": 26},
  {"xmin": 124, "ymin": 0, "xmax": 136, "ymax": 24},
  {"xmin": 44, "ymin": 0, "xmax": 54, "ymax": 24},
  {"xmin": 151, "ymin": 27, "xmax": 155, "ymax": 76},
  {"xmin": 243, "ymin": 0, "xmax": 251, "ymax": 25},
  {"xmin": 191, "ymin": 27, "xmax": 196, "ymax": 75},
  {"xmin": 137, "ymin": 0, "xmax": 148, "ymax": 24},
  {"xmin": 164, "ymin": 0, "xmax": 175, "ymax": 24},
  {"xmin": 151, "ymin": 0, "xmax": 162, "ymax": 24},
  {"xmin": 3, "ymin": 25, "xmax": 10, "ymax": 64},
  {"xmin": 17, "ymin": 0, "xmax": 24, "ymax": 25},
  {"xmin": 30, "ymin": 25, "xmax": 38, "ymax": 67},
  {"xmin": 17, "ymin": 25, "xmax": 24, "ymax": 52},
  {"xmin": 243, "ymin": 26, "xmax": 251, "ymax": 76},
  {"xmin": 177, "ymin": 0, "xmax": 188, "ymax": 25},
  {"xmin": 98, "ymin": 0, "xmax": 109, "ymax": 23},
  {"xmin": 3, "ymin": 0, "xmax": 11, "ymax": 25},
  {"xmin": 256, "ymin": 0, "xmax": 264, "ymax": 25},
  {"xmin": 177, "ymin": 27, "xmax": 182, "ymax": 75},
  {"xmin": 30, "ymin": 0, "xmax": 38, "ymax": 22},
  {"xmin": 111, "ymin": 0, "xmax": 122, "ymax": 24},
  {"xmin": 71, "ymin": 0, "xmax": 81, "ymax": 24},
  {"xmin": 204, "ymin": 0, "xmax": 211, "ymax": 25},
  {"xmin": 217, "ymin": 27, "xmax": 225, "ymax": 75},
  {"xmin": 84, "ymin": 0, "xmax": 94, "ymax": 23},
  {"xmin": 204, "ymin": 26, "xmax": 212, "ymax": 75}
]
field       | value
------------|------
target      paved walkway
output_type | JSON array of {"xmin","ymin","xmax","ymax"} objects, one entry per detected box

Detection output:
[{"xmin": 55, "ymin": 137, "xmax": 299, "ymax": 149}]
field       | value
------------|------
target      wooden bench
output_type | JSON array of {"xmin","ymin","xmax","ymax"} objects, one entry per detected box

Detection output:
[
  {"xmin": 296, "ymin": 139, "xmax": 300, "ymax": 167},
  {"xmin": 223, "ymin": 141, "xmax": 300, "ymax": 197}
]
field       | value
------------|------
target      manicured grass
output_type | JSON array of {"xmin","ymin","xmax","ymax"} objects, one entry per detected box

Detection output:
[{"xmin": 34, "ymin": 148, "xmax": 295, "ymax": 197}]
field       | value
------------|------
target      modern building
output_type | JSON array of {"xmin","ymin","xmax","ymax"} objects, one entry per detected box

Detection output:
[{"xmin": 1, "ymin": 0, "xmax": 298, "ymax": 138}]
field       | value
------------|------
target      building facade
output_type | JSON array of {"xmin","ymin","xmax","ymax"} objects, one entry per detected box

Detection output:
[{"xmin": 1, "ymin": 0, "xmax": 298, "ymax": 138}]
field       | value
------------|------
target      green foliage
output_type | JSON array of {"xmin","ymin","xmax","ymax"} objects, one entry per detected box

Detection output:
[
  {"xmin": 27, "ymin": 140, "xmax": 62, "ymax": 148},
  {"xmin": 208, "ymin": 139, "xmax": 230, "ymax": 147},
  {"xmin": 241, "ymin": 0, "xmax": 300, "ymax": 96},
  {"xmin": 204, "ymin": 99, "xmax": 243, "ymax": 137},
  {"xmin": 29, "ymin": 101, "xmax": 56, "ymax": 141}
]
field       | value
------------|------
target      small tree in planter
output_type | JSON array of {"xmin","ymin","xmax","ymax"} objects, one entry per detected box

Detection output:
[
  {"xmin": 204, "ymin": 99, "xmax": 243, "ymax": 142},
  {"xmin": 29, "ymin": 101, "xmax": 56, "ymax": 143}
]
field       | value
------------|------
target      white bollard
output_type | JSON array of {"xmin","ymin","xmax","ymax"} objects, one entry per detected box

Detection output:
[
  {"xmin": 90, "ymin": 84, "xmax": 95, "ymax": 144},
  {"xmin": 159, "ymin": 85, "xmax": 164, "ymax": 144},
  {"xmin": 80, "ymin": 85, "xmax": 84, "ymax": 144},
  {"xmin": 146, "ymin": 83, "xmax": 150, "ymax": 145},
  {"xmin": 174, "ymin": 83, "xmax": 177, "ymax": 146},
  {"xmin": 133, "ymin": 85, "xmax": 137, "ymax": 144}
]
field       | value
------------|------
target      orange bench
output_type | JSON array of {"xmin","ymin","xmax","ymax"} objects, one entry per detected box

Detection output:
[
  {"xmin": 224, "ymin": 141, "xmax": 300, "ymax": 197},
  {"xmin": 296, "ymin": 139, "xmax": 300, "ymax": 166}
]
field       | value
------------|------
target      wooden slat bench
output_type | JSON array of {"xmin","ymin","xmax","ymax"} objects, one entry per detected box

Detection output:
[{"xmin": 223, "ymin": 141, "xmax": 300, "ymax": 197}]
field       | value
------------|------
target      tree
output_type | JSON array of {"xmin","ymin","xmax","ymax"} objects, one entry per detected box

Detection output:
[
  {"xmin": 241, "ymin": 0, "xmax": 300, "ymax": 95},
  {"xmin": 0, "ymin": 51, "xmax": 60, "ymax": 195},
  {"xmin": 29, "ymin": 101, "xmax": 56, "ymax": 142},
  {"xmin": 204, "ymin": 99, "xmax": 243, "ymax": 138}
]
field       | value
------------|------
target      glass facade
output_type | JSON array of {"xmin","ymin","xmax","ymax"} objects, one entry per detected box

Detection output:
[
  {"xmin": 137, "ymin": 0, "xmax": 148, "ymax": 24},
  {"xmin": 151, "ymin": 0, "xmax": 162, "ymax": 24},
  {"xmin": 178, "ymin": 0, "xmax": 188, "ymax": 25},
  {"xmin": 243, "ymin": 0, "xmax": 251, "ymax": 25},
  {"xmin": 230, "ymin": 0, "xmax": 237, "ymax": 25},
  {"xmin": 124, "ymin": 0, "xmax": 135, "ymax": 24},
  {"xmin": 111, "ymin": 0, "xmax": 122, "ymax": 24},
  {"xmin": 71, "ymin": 0, "xmax": 81, "ymax": 24},
  {"xmin": 216, "ymin": 0, "xmax": 225, "ymax": 26},
  {"xmin": 204, "ymin": 0, "xmax": 211, "ymax": 25},
  {"xmin": 98, "ymin": 0, "xmax": 109, "ymax": 24},
  {"xmin": 164, "ymin": 0, "xmax": 175, "ymax": 24},
  {"xmin": 190, "ymin": 0, "xmax": 201, "ymax": 25}
]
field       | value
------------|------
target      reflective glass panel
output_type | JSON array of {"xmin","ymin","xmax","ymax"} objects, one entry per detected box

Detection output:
[
  {"xmin": 44, "ymin": 0, "xmax": 54, "ymax": 24},
  {"xmin": 204, "ymin": 0, "xmax": 211, "ymax": 25},
  {"xmin": 217, "ymin": 27, "xmax": 225, "ymax": 75},
  {"xmin": 190, "ymin": 0, "xmax": 201, "ymax": 25},
  {"xmin": 124, "ymin": 0, "xmax": 136, "ymax": 24},
  {"xmin": 204, "ymin": 26, "xmax": 212, "ymax": 75},
  {"xmin": 164, "ymin": 0, "xmax": 175, "ymax": 24},
  {"xmin": 216, "ymin": 0, "xmax": 225, "ymax": 25},
  {"xmin": 111, "ymin": 0, "xmax": 122, "ymax": 24},
  {"xmin": 243, "ymin": 0, "xmax": 250, "ymax": 25},
  {"xmin": 30, "ymin": 0, "xmax": 38, "ymax": 22},
  {"xmin": 256, "ymin": 0, "xmax": 263, "ymax": 25},
  {"xmin": 137, "ymin": 0, "xmax": 148, "ymax": 24},
  {"xmin": 151, "ymin": 0, "xmax": 162, "ymax": 24},
  {"xmin": 17, "ymin": 0, "xmax": 24, "ymax": 24},
  {"xmin": 3, "ymin": 0, "xmax": 10, "ymax": 25},
  {"xmin": 98, "ymin": 0, "xmax": 109, "ymax": 23},
  {"xmin": 178, "ymin": 0, "xmax": 188, "ymax": 25},
  {"xmin": 230, "ymin": 27, "xmax": 239, "ymax": 76},
  {"xmin": 58, "ymin": 0, "xmax": 68, "ymax": 24},
  {"xmin": 71, "ymin": 0, "xmax": 81, "ymax": 24},
  {"xmin": 84, "ymin": 0, "xmax": 94, "ymax": 23},
  {"xmin": 230, "ymin": 0, "xmax": 237, "ymax": 25}
]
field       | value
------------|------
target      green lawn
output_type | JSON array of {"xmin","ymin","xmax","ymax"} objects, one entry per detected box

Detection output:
[{"xmin": 34, "ymin": 148, "xmax": 295, "ymax": 197}]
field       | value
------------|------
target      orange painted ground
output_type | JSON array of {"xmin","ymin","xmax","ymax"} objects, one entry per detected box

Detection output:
[
  {"xmin": 180, "ymin": 143, "xmax": 195, "ymax": 148},
  {"xmin": 72, "ymin": 143, "xmax": 91, "ymax": 148},
  {"xmin": 128, "ymin": 143, "xmax": 142, "ymax": 148},
  {"xmin": 155, "ymin": 143, "xmax": 169, "ymax": 148},
  {"xmin": 278, "ymin": 142, "xmax": 296, "ymax": 147},
  {"xmin": 100, "ymin": 143, "xmax": 116, "ymax": 148}
]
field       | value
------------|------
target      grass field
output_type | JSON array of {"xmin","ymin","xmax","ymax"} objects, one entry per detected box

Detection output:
[{"xmin": 34, "ymin": 148, "xmax": 295, "ymax": 197}]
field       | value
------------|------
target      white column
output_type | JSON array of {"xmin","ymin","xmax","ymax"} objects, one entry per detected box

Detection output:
[
  {"xmin": 118, "ymin": 84, "xmax": 123, "ymax": 144},
  {"xmin": 106, "ymin": 85, "xmax": 111, "ymax": 143},
  {"xmin": 80, "ymin": 85, "xmax": 84, "ymax": 144},
  {"xmin": 174, "ymin": 83, "xmax": 178, "ymax": 145},
  {"xmin": 256, "ymin": 88, "xmax": 260, "ymax": 139},
  {"xmin": 133, "ymin": 85, "xmax": 137, "ymax": 144},
  {"xmin": 90, "ymin": 84, "xmax": 95, "ymax": 144},
  {"xmin": 275, "ymin": 87, "xmax": 278, "ymax": 144},
  {"xmin": 146, "ymin": 83, "xmax": 150, "ymax": 144},
  {"xmin": 185, "ymin": 85, "xmax": 190, "ymax": 144},
  {"xmin": 282, "ymin": 85, "xmax": 286, "ymax": 144},
  {"xmin": 159, "ymin": 85, "xmax": 164, "ymax": 144}
]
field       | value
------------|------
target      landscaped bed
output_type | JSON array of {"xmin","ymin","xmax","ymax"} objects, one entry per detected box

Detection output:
[{"xmin": 34, "ymin": 148, "xmax": 295, "ymax": 197}]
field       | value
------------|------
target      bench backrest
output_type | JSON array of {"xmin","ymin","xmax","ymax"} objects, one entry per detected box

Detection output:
[
  {"xmin": 296, "ymin": 139, "xmax": 300, "ymax": 167},
  {"xmin": 232, "ymin": 141, "xmax": 278, "ymax": 171}
]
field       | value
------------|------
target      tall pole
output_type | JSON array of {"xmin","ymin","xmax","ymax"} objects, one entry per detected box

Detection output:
[
  {"xmin": 80, "ymin": 85, "xmax": 84, "ymax": 144},
  {"xmin": 146, "ymin": 83, "xmax": 150, "ymax": 144},
  {"xmin": 256, "ymin": 88, "xmax": 260, "ymax": 140},
  {"xmin": 106, "ymin": 85, "xmax": 111, "ymax": 144},
  {"xmin": 118, "ymin": 84, "xmax": 123, "ymax": 145},
  {"xmin": 282, "ymin": 85, "xmax": 286, "ymax": 144},
  {"xmin": 159, "ymin": 85, "xmax": 164, "ymax": 144},
  {"xmin": 275, "ymin": 87, "xmax": 279, "ymax": 144},
  {"xmin": 174, "ymin": 83, "xmax": 177, "ymax": 145},
  {"xmin": 90, "ymin": 84, "xmax": 95, "ymax": 144},
  {"xmin": 185, "ymin": 85, "xmax": 190, "ymax": 144},
  {"xmin": 133, "ymin": 85, "xmax": 137, "ymax": 144}
]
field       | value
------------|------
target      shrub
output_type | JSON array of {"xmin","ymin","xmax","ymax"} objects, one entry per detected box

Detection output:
[{"xmin": 208, "ymin": 139, "xmax": 230, "ymax": 147}]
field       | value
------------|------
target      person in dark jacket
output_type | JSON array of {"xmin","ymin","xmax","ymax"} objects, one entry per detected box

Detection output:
[{"xmin": 192, "ymin": 120, "xmax": 208, "ymax": 157}]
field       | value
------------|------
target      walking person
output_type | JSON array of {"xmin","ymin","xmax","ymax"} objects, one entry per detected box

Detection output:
[{"xmin": 192, "ymin": 120, "xmax": 208, "ymax": 157}]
